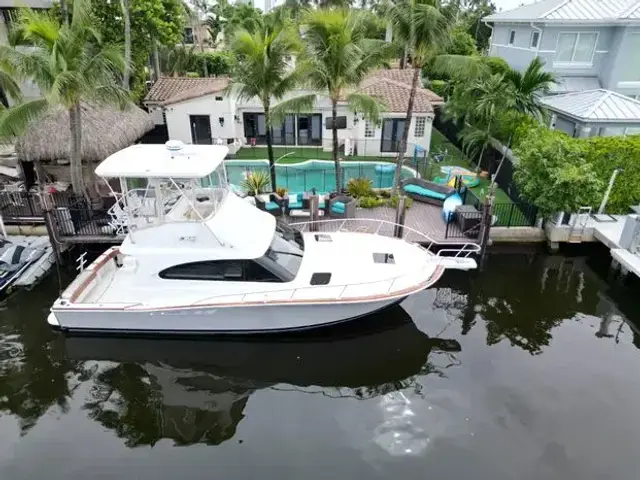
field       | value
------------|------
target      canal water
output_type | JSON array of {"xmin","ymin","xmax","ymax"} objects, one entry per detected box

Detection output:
[{"xmin": 0, "ymin": 248, "xmax": 639, "ymax": 480}]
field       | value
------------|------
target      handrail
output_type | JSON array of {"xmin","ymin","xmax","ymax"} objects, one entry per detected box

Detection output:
[
  {"xmin": 120, "ymin": 262, "xmax": 446, "ymax": 309},
  {"xmin": 288, "ymin": 218, "xmax": 481, "ymax": 258}
]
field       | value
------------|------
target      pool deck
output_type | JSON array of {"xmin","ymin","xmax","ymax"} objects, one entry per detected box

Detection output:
[{"xmin": 286, "ymin": 202, "xmax": 474, "ymax": 245}]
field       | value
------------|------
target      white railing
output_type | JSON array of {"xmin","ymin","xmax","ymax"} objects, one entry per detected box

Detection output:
[
  {"xmin": 288, "ymin": 218, "xmax": 481, "ymax": 258},
  {"xmin": 120, "ymin": 262, "xmax": 444, "ymax": 309}
]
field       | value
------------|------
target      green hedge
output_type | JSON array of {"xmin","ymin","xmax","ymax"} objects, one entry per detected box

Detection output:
[{"xmin": 513, "ymin": 125, "xmax": 640, "ymax": 214}]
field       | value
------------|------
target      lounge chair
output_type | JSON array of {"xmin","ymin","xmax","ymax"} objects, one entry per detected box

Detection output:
[
  {"xmin": 255, "ymin": 193, "xmax": 285, "ymax": 216},
  {"xmin": 400, "ymin": 178, "xmax": 456, "ymax": 206},
  {"xmin": 327, "ymin": 194, "xmax": 356, "ymax": 219}
]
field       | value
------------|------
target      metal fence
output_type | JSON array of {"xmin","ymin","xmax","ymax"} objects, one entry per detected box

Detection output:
[
  {"xmin": 0, "ymin": 190, "xmax": 82, "ymax": 224},
  {"xmin": 459, "ymin": 186, "xmax": 539, "ymax": 228}
]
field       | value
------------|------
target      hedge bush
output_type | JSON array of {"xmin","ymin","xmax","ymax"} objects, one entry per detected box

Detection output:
[{"xmin": 513, "ymin": 125, "xmax": 640, "ymax": 214}]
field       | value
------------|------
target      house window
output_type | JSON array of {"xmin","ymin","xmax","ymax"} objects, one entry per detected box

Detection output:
[
  {"xmin": 364, "ymin": 120, "xmax": 375, "ymax": 137},
  {"xmin": 621, "ymin": 34, "xmax": 640, "ymax": 82},
  {"xmin": 183, "ymin": 27, "xmax": 194, "ymax": 44},
  {"xmin": 414, "ymin": 117, "xmax": 426, "ymax": 137},
  {"xmin": 380, "ymin": 118, "xmax": 405, "ymax": 152},
  {"xmin": 508, "ymin": 30, "xmax": 516, "ymax": 45},
  {"xmin": 530, "ymin": 31, "xmax": 540, "ymax": 49},
  {"xmin": 556, "ymin": 33, "xmax": 597, "ymax": 63},
  {"xmin": 215, "ymin": 96, "xmax": 223, "ymax": 101}
]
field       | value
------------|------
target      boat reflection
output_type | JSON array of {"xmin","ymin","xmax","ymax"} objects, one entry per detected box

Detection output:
[{"xmin": 64, "ymin": 306, "xmax": 461, "ymax": 447}]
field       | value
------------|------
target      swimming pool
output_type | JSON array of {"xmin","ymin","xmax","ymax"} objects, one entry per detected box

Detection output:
[{"xmin": 225, "ymin": 160, "xmax": 417, "ymax": 193}]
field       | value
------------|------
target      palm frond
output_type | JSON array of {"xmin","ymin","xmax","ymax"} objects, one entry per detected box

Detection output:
[
  {"xmin": 270, "ymin": 94, "xmax": 317, "ymax": 125},
  {"xmin": 431, "ymin": 54, "xmax": 489, "ymax": 80},
  {"xmin": 0, "ymin": 98, "xmax": 50, "ymax": 139},
  {"xmin": 346, "ymin": 92, "xmax": 385, "ymax": 123}
]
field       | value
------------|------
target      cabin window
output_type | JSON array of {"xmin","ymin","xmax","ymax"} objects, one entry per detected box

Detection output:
[
  {"xmin": 160, "ymin": 260, "xmax": 243, "ymax": 281},
  {"xmin": 215, "ymin": 96, "xmax": 223, "ymax": 101},
  {"xmin": 530, "ymin": 31, "xmax": 540, "ymax": 49},
  {"xmin": 159, "ymin": 260, "xmax": 281, "ymax": 282},
  {"xmin": 508, "ymin": 30, "xmax": 516, "ymax": 46}
]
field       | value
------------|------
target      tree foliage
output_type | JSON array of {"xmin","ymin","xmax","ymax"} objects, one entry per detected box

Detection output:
[
  {"xmin": 91, "ymin": 0, "xmax": 185, "ymax": 100},
  {"xmin": 514, "ymin": 126, "xmax": 604, "ymax": 214},
  {"xmin": 0, "ymin": 0, "xmax": 129, "ymax": 193}
]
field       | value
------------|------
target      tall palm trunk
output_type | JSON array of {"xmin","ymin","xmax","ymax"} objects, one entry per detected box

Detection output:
[
  {"xmin": 331, "ymin": 98, "xmax": 341, "ymax": 193},
  {"xmin": 391, "ymin": 65, "xmax": 419, "ymax": 195},
  {"xmin": 476, "ymin": 117, "xmax": 492, "ymax": 173},
  {"xmin": 69, "ymin": 103, "xmax": 84, "ymax": 194},
  {"xmin": 61, "ymin": 0, "xmax": 69, "ymax": 26},
  {"xmin": 152, "ymin": 36, "xmax": 161, "ymax": 81},
  {"xmin": 122, "ymin": 0, "xmax": 131, "ymax": 90},
  {"xmin": 264, "ymin": 103, "xmax": 277, "ymax": 192}
]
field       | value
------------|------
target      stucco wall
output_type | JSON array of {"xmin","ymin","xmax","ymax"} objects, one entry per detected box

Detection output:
[{"xmin": 162, "ymin": 90, "xmax": 433, "ymax": 157}]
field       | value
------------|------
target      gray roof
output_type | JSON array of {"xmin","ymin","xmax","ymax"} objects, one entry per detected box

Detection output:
[
  {"xmin": 549, "ymin": 76, "xmax": 601, "ymax": 93},
  {"xmin": 484, "ymin": 0, "xmax": 640, "ymax": 23},
  {"xmin": 540, "ymin": 89, "xmax": 640, "ymax": 124}
]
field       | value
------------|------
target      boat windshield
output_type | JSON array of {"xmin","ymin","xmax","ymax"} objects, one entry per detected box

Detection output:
[{"xmin": 256, "ymin": 223, "xmax": 305, "ymax": 281}]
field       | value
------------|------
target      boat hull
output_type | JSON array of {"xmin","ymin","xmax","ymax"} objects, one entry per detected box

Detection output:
[{"xmin": 49, "ymin": 296, "xmax": 407, "ymax": 335}]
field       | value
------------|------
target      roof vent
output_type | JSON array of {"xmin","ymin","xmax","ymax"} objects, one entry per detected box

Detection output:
[{"xmin": 165, "ymin": 140, "xmax": 184, "ymax": 153}]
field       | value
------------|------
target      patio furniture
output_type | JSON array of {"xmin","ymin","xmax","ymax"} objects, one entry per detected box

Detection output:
[
  {"xmin": 255, "ymin": 193, "xmax": 285, "ymax": 217},
  {"xmin": 400, "ymin": 178, "xmax": 456, "ymax": 206},
  {"xmin": 327, "ymin": 194, "xmax": 356, "ymax": 219},
  {"xmin": 455, "ymin": 204, "xmax": 481, "ymax": 236},
  {"xmin": 284, "ymin": 192, "xmax": 305, "ymax": 215}
]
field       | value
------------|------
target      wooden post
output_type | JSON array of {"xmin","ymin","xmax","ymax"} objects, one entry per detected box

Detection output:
[
  {"xmin": 478, "ymin": 183, "xmax": 495, "ymax": 262},
  {"xmin": 394, "ymin": 195, "xmax": 407, "ymax": 238},
  {"xmin": 43, "ymin": 209, "xmax": 64, "ymax": 267},
  {"xmin": 309, "ymin": 194, "xmax": 319, "ymax": 232}
]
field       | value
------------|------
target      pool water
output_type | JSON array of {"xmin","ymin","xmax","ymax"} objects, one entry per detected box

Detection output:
[{"xmin": 225, "ymin": 159, "xmax": 416, "ymax": 193}]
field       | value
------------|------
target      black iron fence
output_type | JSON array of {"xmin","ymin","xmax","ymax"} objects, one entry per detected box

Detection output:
[{"xmin": 0, "ymin": 190, "xmax": 82, "ymax": 224}]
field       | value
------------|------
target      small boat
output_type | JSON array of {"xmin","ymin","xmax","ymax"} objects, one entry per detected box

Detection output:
[
  {"xmin": 0, "ymin": 238, "xmax": 48, "ymax": 295},
  {"xmin": 48, "ymin": 141, "xmax": 479, "ymax": 335}
]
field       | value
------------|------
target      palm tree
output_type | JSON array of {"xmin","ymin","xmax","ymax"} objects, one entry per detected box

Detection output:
[
  {"xmin": 301, "ymin": 8, "xmax": 393, "ymax": 192},
  {"xmin": 504, "ymin": 56, "xmax": 555, "ymax": 119},
  {"xmin": 382, "ymin": 0, "xmax": 451, "ymax": 194},
  {"xmin": 122, "ymin": 0, "xmax": 132, "ymax": 90},
  {"xmin": 229, "ymin": 23, "xmax": 309, "ymax": 192},
  {"xmin": 457, "ymin": 74, "xmax": 515, "ymax": 173},
  {"xmin": 0, "ymin": 0, "xmax": 129, "ymax": 194}
]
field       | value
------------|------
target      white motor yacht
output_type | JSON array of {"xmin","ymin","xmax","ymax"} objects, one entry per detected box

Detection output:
[{"xmin": 48, "ymin": 142, "xmax": 479, "ymax": 334}]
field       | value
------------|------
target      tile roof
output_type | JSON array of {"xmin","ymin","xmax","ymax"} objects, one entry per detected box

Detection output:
[
  {"xmin": 540, "ymin": 89, "xmax": 640, "ymax": 123},
  {"xmin": 144, "ymin": 77, "xmax": 230, "ymax": 106},
  {"xmin": 143, "ymin": 69, "xmax": 443, "ymax": 114},
  {"xmin": 355, "ymin": 69, "xmax": 444, "ymax": 113},
  {"xmin": 484, "ymin": 0, "xmax": 640, "ymax": 22}
]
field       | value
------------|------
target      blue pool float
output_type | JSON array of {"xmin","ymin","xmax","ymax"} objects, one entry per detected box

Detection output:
[
  {"xmin": 375, "ymin": 164, "xmax": 395, "ymax": 173},
  {"xmin": 441, "ymin": 193, "xmax": 462, "ymax": 223}
]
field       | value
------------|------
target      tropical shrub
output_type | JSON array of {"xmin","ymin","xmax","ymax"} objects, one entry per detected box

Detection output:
[
  {"xmin": 387, "ymin": 195, "xmax": 413, "ymax": 209},
  {"xmin": 241, "ymin": 171, "xmax": 271, "ymax": 196},
  {"xmin": 513, "ymin": 126, "xmax": 604, "ymax": 214},
  {"xmin": 276, "ymin": 186, "xmax": 288, "ymax": 198},
  {"xmin": 346, "ymin": 177, "xmax": 374, "ymax": 198},
  {"xmin": 358, "ymin": 196, "xmax": 385, "ymax": 208}
]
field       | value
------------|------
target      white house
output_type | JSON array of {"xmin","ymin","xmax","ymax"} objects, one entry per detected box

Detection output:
[{"xmin": 143, "ymin": 69, "xmax": 444, "ymax": 158}]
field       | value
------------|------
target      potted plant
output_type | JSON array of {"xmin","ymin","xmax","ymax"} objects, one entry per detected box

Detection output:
[{"xmin": 241, "ymin": 171, "xmax": 271, "ymax": 196}]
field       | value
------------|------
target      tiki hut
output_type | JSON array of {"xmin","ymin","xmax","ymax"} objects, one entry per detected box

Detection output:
[{"xmin": 16, "ymin": 102, "xmax": 155, "ymax": 165}]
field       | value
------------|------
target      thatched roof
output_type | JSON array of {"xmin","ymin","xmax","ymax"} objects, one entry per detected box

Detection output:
[{"xmin": 16, "ymin": 103, "xmax": 155, "ymax": 163}]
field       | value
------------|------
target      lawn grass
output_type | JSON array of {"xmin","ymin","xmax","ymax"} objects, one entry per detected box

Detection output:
[{"xmin": 425, "ymin": 129, "xmax": 514, "ymax": 205}]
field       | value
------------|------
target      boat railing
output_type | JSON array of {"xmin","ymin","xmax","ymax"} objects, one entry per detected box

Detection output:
[
  {"xmin": 121, "ymin": 263, "xmax": 446, "ymax": 309},
  {"xmin": 288, "ymin": 218, "xmax": 481, "ymax": 258}
]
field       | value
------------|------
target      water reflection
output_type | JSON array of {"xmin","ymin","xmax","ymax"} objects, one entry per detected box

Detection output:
[
  {"xmin": 437, "ymin": 252, "xmax": 634, "ymax": 355},
  {"xmin": 64, "ymin": 306, "xmax": 461, "ymax": 447},
  {"xmin": 0, "ymin": 278, "xmax": 81, "ymax": 434}
]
